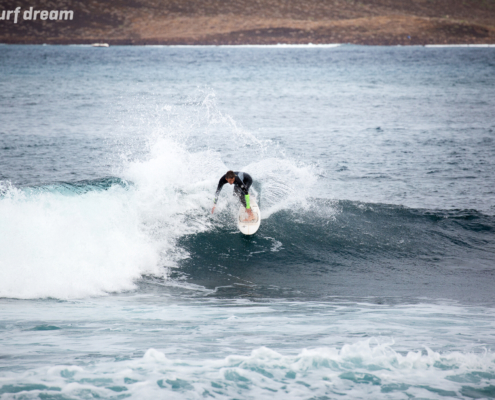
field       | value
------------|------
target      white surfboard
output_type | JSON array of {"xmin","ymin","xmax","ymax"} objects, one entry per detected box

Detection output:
[{"xmin": 238, "ymin": 200, "xmax": 261, "ymax": 235}]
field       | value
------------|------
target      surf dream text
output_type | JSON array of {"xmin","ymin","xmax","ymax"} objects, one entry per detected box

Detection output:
[{"xmin": 0, "ymin": 7, "xmax": 74, "ymax": 23}]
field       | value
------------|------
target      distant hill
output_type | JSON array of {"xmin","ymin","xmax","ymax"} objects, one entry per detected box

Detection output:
[{"xmin": 1, "ymin": 0, "xmax": 494, "ymax": 45}]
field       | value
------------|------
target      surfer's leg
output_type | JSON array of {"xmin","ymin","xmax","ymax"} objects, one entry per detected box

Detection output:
[
  {"xmin": 234, "ymin": 186, "xmax": 247, "ymax": 207},
  {"xmin": 235, "ymin": 186, "xmax": 255, "ymax": 221}
]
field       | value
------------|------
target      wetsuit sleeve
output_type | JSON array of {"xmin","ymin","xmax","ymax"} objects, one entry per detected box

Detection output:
[{"xmin": 213, "ymin": 176, "xmax": 227, "ymax": 204}]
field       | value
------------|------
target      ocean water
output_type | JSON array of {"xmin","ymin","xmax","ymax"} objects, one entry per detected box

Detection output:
[{"xmin": 0, "ymin": 44, "xmax": 495, "ymax": 399}]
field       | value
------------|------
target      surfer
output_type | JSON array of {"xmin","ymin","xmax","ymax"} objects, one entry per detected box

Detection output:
[{"xmin": 211, "ymin": 170, "xmax": 256, "ymax": 221}]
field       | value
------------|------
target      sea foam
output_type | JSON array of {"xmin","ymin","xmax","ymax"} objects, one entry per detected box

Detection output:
[{"xmin": 1, "ymin": 339, "xmax": 493, "ymax": 399}]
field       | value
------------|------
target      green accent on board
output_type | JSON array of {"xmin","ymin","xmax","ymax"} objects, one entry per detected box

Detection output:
[{"xmin": 245, "ymin": 194, "xmax": 251, "ymax": 209}]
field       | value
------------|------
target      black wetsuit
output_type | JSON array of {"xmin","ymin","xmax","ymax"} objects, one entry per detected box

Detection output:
[{"xmin": 214, "ymin": 171, "xmax": 253, "ymax": 208}]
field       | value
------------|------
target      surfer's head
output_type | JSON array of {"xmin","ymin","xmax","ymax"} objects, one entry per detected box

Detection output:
[{"xmin": 225, "ymin": 170, "xmax": 235, "ymax": 184}]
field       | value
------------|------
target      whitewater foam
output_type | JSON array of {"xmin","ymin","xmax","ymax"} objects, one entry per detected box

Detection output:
[
  {"xmin": 0, "ymin": 93, "xmax": 319, "ymax": 299},
  {"xmin": 1, "ymin": 339, "xmax": 493, "ymax": 399},
  {"xmin": 0, "ymin": 183, "xmax": 161, "ymax": 299}
]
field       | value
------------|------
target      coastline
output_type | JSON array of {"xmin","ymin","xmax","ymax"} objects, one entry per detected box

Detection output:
[{"xmin": 1, "ymin": 0, "xmax": 495, "ymax": 46}]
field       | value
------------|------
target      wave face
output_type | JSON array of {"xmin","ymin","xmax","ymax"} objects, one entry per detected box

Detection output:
[
  {"xmin": 176, "ymin": 200, "xmax": 495, "ymax": 302},
  {"xmin": 6, "ymin": 172, "xmax": 493, "ymax": 301}
]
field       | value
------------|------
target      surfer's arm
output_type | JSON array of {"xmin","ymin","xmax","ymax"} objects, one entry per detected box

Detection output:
[
  {"xmin": 212, "ymin": 177, "xmax": 227, "ymax": 213},
  {"xmin": 213, "ymin": 177, "xmax": 227, "ymax": 204}
]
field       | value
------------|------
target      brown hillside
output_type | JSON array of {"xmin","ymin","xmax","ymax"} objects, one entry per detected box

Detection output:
[{"xmin": 1, "ymin": 0, "xmax": 494, "ymax": 45}]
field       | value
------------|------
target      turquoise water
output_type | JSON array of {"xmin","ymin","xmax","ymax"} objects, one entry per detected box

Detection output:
[{"xmin": 0, "ymin": 44, "xmax": 494, "ymax": 399}]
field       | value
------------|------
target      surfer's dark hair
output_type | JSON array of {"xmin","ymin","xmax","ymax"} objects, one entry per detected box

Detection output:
[{"xmin": 226, "ymin": 170, "xmax": 235, "ymax": 179}]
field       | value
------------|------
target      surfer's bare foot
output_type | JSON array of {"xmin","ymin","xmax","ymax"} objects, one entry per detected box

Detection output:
[{"xmin": 244, "ymin": 209, "xmax": 255, "ymax": 221}]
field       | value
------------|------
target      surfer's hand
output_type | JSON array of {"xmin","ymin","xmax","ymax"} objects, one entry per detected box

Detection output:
[{"xmin": 211, "ymin": 206, "xmax": 215, "ymax": 214}]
